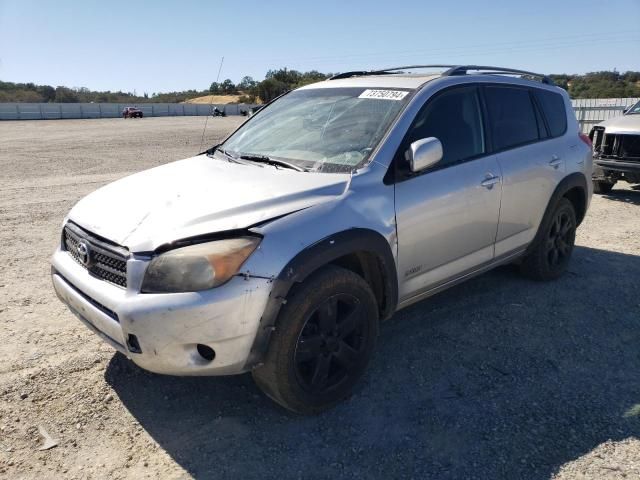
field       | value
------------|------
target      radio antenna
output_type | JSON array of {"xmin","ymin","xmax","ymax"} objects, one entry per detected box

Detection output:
[{"xmin": 199, "ymin": 55, "xmax": 224, "ymax": 152}]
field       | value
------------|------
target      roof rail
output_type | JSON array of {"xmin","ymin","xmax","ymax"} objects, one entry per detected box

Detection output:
[
  {"xmin": 329, "ymin": 70, "xmax": 393, "ymax": 80},
  {"xmin": 329, "ymin": 65, "xmax": 456, "ymax": 80},
  {"xmin": 443, "ymin": 65, "xmax": 554, "ymax": 85},
  {"xmin": 329, "ymin": 64, "xmax": 554, "ymax": 85}
]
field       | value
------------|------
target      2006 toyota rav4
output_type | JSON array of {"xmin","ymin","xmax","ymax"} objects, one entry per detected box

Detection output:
[{"xmin": 52, "ymin": 65, "xmax": 593, "ymax": 414}]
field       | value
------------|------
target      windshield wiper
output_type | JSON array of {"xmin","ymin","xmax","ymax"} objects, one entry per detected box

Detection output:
[
  {"xmin": 211, "ymin": 147, "xmax": 243, "ymax": 163},
  {"xmin": 238, "ymin": 154, "xmax": 305, "ymax": 171}
]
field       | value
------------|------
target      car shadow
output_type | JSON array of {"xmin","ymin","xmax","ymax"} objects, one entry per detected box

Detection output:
[
  {"xmin": 106, "ymin": 245, "xmax": 640, "ymax": 479},
  {"xmin": 601, "ymin": 187, "xmax": 640, "ymax": 206}
]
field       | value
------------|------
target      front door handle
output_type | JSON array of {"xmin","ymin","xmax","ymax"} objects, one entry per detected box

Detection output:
[
  {"xmin": 549, "ymin": 155, "xmax": 562, "ymax": 169},
  {"xmin": 480, "ymin": 174, "xmax": 500, "ymax": 189}
]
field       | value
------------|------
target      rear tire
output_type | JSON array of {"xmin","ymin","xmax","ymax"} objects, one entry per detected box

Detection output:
[
  {"xmin": 520, "ymin": 197, "xmax": 576, "ymax": 281},
  {"xmin": 252, "ymin": 265, "xmax": 379, "ymax": 415},
  {"xmin": 593, "ymin": 180, "xmax": 614, "ymax": 194}
]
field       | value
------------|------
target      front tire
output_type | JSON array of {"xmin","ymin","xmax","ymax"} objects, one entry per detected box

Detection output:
[
  {"xmin": 520, "ymin": 197, "xmax": 577, "ymax": 281},
  {"xmin": 252, "ymin": 265, "xmax": 379, "ymax": 414}
]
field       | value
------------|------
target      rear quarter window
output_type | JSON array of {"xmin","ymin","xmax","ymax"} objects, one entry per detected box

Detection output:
[
  {"xmin": 535, "ymin": 89, "xmax": 568, "ymax": 138},
  {"xmin": 484, "ymin": 86, "xmax": 539, "ymax": 151}
]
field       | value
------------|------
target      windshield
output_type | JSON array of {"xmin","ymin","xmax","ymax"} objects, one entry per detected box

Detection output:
[
  {"xmin": 221, "ymin": 87, "xmax": 412, "ymax": 173},
  {"xmin": 627, "ymin": 101, "xmax": 640, "ymax": 115}
]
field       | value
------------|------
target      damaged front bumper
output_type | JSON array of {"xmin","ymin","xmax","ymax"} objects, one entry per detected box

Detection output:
[{"xmin": 51, "ymin": 246, "xmax": 273, "ymax": 375}]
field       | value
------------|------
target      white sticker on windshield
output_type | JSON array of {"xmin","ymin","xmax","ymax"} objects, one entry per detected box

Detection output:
[{"xmin": 358, "ymin": 89, "xmax": 408, "ymax": 101}]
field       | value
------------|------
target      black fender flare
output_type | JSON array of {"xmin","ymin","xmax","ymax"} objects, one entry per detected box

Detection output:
[
  {"xmin": 244, "ymin": 228, "xmax": 398, "ymax": 369},
  {"xmin": 527, "ymin": 172, "xmax": 588, "ymax": 253}
]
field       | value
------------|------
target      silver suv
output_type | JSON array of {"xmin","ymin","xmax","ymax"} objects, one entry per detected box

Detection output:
[{"xmin": 51, "ymin": 65, "xmax": 593, "ymax": 414}]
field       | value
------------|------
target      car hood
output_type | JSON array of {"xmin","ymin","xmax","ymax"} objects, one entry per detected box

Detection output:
[
  {"xmin": 599, "ymin": 114, "xmax": 640, "ymax": 134},
  {"xmin": 68, "ymin": 155, "xmax": 351, "ymax": 252}
]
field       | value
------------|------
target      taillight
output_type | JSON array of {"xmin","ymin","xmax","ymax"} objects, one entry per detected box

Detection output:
[{"xmin": 579, "ymin": 132, "xmax": 592, "ymax": 148}]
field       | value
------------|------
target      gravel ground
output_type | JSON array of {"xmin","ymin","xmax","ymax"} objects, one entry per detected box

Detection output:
[{"xmin": 1, "ymin": 116, "xmax": 639, "ymax": 480}]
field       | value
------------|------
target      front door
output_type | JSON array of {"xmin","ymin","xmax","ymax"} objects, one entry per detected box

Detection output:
[{"xmin": 393, "ymin": 85, "xmax": 502, "ymax": 302}]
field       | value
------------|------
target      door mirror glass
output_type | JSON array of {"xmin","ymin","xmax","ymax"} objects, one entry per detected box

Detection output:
[{"xmin": 407, "ymin": 137, "xmax": 443, "ymax": 172}]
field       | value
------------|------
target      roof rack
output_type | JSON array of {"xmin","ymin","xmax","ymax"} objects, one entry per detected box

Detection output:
[
  {"xmin": 443, "ymin": 65, "xmax": 554, "ymax": 85},
  {"xmin": 329, "ymin": 64, "xmax": 554, "ymax": 85},
  {"xmin": 328, "ymin": 70, "xmax": 394, "ymax": 80},
  {"xmin": 329, "ymin": 65, "xmax": 456, "ymax": 80}
]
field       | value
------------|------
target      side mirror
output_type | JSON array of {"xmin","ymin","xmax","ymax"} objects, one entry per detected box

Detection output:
[{"xmin": 407, "ymin": 137, "xmax": 443, "ymax": 172}]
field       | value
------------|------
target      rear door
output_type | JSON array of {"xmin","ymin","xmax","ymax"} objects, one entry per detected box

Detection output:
[
  {"xmin": 394, "ymin": 85, "xmax": 502, "ymax": 302},
  {"xmin": 483, "ymin": 85, "xmax": 567, "ymax": 257}
]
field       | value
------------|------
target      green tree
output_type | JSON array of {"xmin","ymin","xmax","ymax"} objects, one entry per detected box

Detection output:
[
  {"xmin": 256, "ymin": 78, "xmax": 288, "ymax": 103},
  {"xmin": 221, "ymin": 79, "xmax": 236, "ymax": 94},
  {"xmin": 38, "ymin": 85, "xmax": 56, "ymax": 102},
  {"xmin": 238, "ymin": 75, "xmax": 256, "ymax": 91},
  {"xmin": 54, "ymin": 86, "xmax": 79, "ymax": 102},
  {"xmin": 266, "ymin": 68, "xmax": 302, "ymax": 85}
]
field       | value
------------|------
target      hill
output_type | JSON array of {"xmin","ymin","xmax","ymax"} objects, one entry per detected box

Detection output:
[{"xmin": 183, "ymin": 94, "xmax": 246, "ymax": 104}]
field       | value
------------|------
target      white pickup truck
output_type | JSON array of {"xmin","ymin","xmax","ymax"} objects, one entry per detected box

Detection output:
[{"xmin": 590, "ymin": 100, "xmax": 640, "ymax": 193}]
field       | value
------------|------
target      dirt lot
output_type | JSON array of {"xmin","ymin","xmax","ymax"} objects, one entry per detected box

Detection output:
[{"xmin": 1, "ymin": 116, "xmax": 639, "ymax": 479}]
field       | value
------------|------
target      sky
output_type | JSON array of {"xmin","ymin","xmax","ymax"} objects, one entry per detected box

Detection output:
[{"xmin": 1, "ymin": 0, "xmax": 639, "ymax": 94}]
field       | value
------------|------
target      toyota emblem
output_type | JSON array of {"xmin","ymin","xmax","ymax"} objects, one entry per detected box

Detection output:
[{"xmin": 76, "ymin": 240, "xmax": 91, "ymax": 266}]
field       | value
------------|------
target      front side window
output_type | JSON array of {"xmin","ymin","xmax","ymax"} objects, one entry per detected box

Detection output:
[
  {"xmin": 402, "ymin": 86, "xmax": 485, "ymax": 169},
  {"xmin": 484, "ymin": 86, "xmax": 539, "ymax": 151},
  {"xmin": 222, "ymin": 87, "xmax": 411, "ymax": 173}
]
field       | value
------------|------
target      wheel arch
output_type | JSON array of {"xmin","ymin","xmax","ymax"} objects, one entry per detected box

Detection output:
[
  {"xmin": 527, "ymin": 172, "xmax": 588, "ymax": 254},
  {"xmin": 244, "ymin": 228, "xmax": 398, "ymax": 369}
]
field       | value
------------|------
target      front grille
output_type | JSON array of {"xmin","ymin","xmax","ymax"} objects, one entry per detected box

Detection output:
[
  {"xmin": 596, "ymin": 133, "xmax": 640, "ymax": 162},
  {"xmin": 63, "ymin": 223, "xmax": 129, "ymax": 288}
]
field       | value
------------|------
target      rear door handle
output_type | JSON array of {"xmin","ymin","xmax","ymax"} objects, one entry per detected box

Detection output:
[
  {"xmin": 549, "ymin": 155, "xmax": 562, "ymax": 169},
  {"xmin": 481, "ymin": 174, "xmax": 500, "ymax": 189}
]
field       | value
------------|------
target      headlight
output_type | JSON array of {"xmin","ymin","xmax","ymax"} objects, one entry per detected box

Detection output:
[{"xmin": 141, "ymin": 237, "xmax": 260, "ymax": 293}]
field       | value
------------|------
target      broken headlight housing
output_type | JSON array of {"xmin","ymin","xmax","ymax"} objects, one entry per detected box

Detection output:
[{"xmin": 141, "ymin": 237, "xmax": 261, "ymax": 293}]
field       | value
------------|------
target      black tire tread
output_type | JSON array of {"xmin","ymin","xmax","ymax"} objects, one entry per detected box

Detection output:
[
  {"xmin": 252, "ymin": 265, "xmax": 378, "ymax": 414},
  {"xmin": 520, "ymin": 197, "xmax": 576, "ymax": 281}
]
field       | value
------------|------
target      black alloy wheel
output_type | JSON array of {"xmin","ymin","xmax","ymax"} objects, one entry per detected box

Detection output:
[
  {"xmin": 294, "ymin": 293, "xmax": 366, "ymax": 394},
  {"xmin": 520, "ymin": 197, "xmax": 577, "ymax": 281},
  {"xmin": 546, "ymin": 209, "xmax": 574, "ymax": 268}
]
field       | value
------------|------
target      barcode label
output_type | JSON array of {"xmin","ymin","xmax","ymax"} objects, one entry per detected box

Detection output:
[{"xmin": 358, "ymin": 89, "xmax": 409, "ymax": 101}]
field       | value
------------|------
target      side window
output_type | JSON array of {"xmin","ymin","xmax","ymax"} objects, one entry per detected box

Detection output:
[
  {"xmin": 535, "ymin": 89, "xmax": 567, "ymax": 138},
  {"xmin": 402, "ymin": 86, "xmax": 485, "ymax": 169},
  {"xmin": 484, "ymin": 86, "xmax": 539, "ymax": 151}
]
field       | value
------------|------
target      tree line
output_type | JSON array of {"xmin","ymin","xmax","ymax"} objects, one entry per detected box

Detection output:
[
  {"xmin": 0, "ymin": 81, "xmax": 209, "ymax": 104},
  {"xmin": 1, "ymin": 69, "xmax": 639, "ymax": 104},
  {"xmin": 549, "ymin": 71, "xmax": 640, "ymax": 99},
  {"xmin": 208, "ymin": 69, "xmax": 332, "ymax": 103}
]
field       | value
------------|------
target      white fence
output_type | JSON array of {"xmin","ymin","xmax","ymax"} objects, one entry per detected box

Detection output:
[
  {"xmin": 571, "ymin": 97, "xmax": 638, "ymax": 133},
  {"xmin": 0, "ymin": 102, "xmax": 258, "ymax": 120}
]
